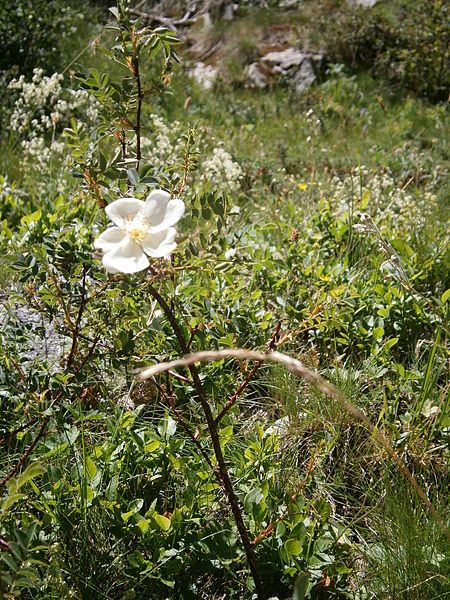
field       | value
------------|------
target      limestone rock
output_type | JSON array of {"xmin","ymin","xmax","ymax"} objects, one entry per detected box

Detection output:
[
  {"xmin": 245, "ymin": 62, "xmax": 269, "ymax": 89},
  {"xmin": 347, "ymin": 0, "xmax": 378, "ymax": 6},
  {"xmin": 246, "ymin": 47, "xmax": 323, "ymax": 93}
]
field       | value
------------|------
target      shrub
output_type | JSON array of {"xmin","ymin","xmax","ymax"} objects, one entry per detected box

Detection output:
[
  {"xmin": 323, "ymin": 0, "xmax": 449, "ymax": 102},
  {"xmin": 0, "ymin": 0, "xmax": 101, "ymax": 76}
]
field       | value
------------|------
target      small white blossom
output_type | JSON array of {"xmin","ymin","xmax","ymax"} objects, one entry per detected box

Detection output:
[
  {"xmin": 94, "ymin": 190, "xmax": 185, "ymax": 274},
  {"xmin": 353, "ymin": 223, "xmax": 369, "ymax": 233},
  {"xmin": 140, "ymin": 114, "xmax": 185, "ymax": 172},
  {"xmin": 201, "ymin": 146, "xmax": 243, "ymax": 193},
  {"xmin": 188, "ymin": 62, "xmax": 218, "ymax": 90}
]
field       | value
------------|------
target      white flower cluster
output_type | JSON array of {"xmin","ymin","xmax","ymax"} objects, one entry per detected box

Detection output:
[
  {"xmin": 140, "ymin": 114, "xmax": 185, "ymax": 171},
  {"xmin": 141, "ymin": 114, "xmax": 243, "ymax": 193},
  {"xmin": 0, "ymin": 175, "xmax": 12, "ymax": 199},
  {"xmin": 8, "ymin": 68, "xmax": 98, "ymax": 136},
  {"xmin": 188, "ymin": 62, "xmax": 219, "ymax": 90},
  {"xmin": 200, "ymin": 145, "xmax": 243, "ymax": 193},
  {"xmin": 8, "ymin": 69, "xmax": 99, "ymax": 183},
  {"xmin": 305, "ymin": 107, "xmax": 322, "ymax": 143},
  {"xmin": 21, "ymin": 137, "xmax": 68, "ymax": 174},
  {"xmin": 331, "ymin": 166, "xmax": 437, "ymax": 232}
]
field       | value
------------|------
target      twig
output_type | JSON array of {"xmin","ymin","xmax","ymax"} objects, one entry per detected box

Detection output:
[
  {"xmin": 130, "ymin": 8, "xmax": 197, "ymax": 36},
  {"xmin": 186, "ymin": 325, "xmax": 199, "ymax": 353},
  {"xmin": 155, "ymin": 381, "xmax": 215, "ymax": 472},
  {"xmin": 0, "ymin": 418, "xmax": 49, "ymax": 488},
  {"xmin": 0, "ymin": 418, "xmax": 38, "ymax": 446},
  {"xmin": 168, "ymin": 370, "xmax": 192, "ymax": 383},
  {"xmin": 0, "ymin": 538, "xmax": 11, "ymax": 552},
  {"xmin": 137, "ymin": 348, "xmax": 450, "ymax": 542},
  {"xmin": 146, "ymin": 283, "xmax": 266, "ymax": 599},
  {"xmin": 130, "ymin": 40, "xmax": 144, "ymax": 172},
  {"xmin": 65, "ymin": 266, "xmax": 88, "ymax": 369},
  {"xmin": 214, "ymin": 322, "xmax": 281, "ymax": 425},
  {"xmin": 74, "ymin": 333, "xmax": 102, "ymax": 375}
]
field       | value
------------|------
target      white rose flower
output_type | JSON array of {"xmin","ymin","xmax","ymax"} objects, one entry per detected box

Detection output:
[{"xmin": 94, "ymin": 189, "xmax": 185, "ymax": 274}]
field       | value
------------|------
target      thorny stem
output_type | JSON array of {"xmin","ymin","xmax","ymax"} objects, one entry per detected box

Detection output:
[
  {"xmin": 0, "ymin": 418, "xmax": 49, "ymax": 488},
  {"xmin": 155, "ymin": 381, "xmax": 215, "ymax": 472},
  {"xmin": 146, "ymin": 282, "xmax": 266, "ymax": 599},
  {"xmin": 65, "ymin": 266, "xmax": 88, "ymax": 368},
  {"xmin": 132, "ymin": 52, "xmax": 144, "ymax": 172},
  {"xmin": 214, "ymin": 321, "xmax": 281, "ymax": 425}
]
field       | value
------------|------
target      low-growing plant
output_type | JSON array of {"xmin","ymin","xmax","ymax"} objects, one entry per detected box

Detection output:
[
  {"xmin": 322, "ymin": 0, "xmax": 450, "ymax": 102},
  {"xmin": 0, "ymin": 1, "xmax": 449, "ymax": 599}
]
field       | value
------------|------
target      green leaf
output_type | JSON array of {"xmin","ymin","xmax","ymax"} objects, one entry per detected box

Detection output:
[
  {"xmin": 121, "ymin": 499, "xmax": 144, "ymax": 523},
  {"xmin": 384, "ymin": 337, "xmax": 399, "ymax": 350},
  {"xmin": 158, "ymin": 414, "xmax": 177, "ymax": 438},
  {"xmin": 441, "ymin": 289, "xmax": 450, "ymax": 304},
  {"xmin": 1, "ymin": 553, "xmax": 18, "ymax": 572},
  {"xmin": 373, "ymin": 326, "xmax": 384, "ymax": 340},
  {"xmin": 136, "ymin": 518, "xmax": 149, "ymax": 534},
  {"xmin": 360, "ymin": 190, "xmax": 370, "ymax": 210},
  {"xmin": 108, "ymin": 6, "xmax": 120, "ymax": 20},
  {"xmin": 285, "ymin": 539, "xmax": 303, "ymax": 557},
  {"xmin": 292, "ymin": 572, "xmax": 310, "ymax": 600},
  {"xmin": 155, "ymin": 514, "xmax": 171, "ymax": 531},
  {"xmin": 1, "ymin": 492, "xmax": 26, "ymax": 514},
  {"xmin": 20, "ymin": 209, "xmax": 41, "ymax": 226},
  {"xmin": 15, "ymin": 463, "xmax": 45, "ymax": 490},
  {"xmin": 244, "ymin": 487, "xmax": 264, "ymax": 513},
  {"xmin": 144, "ymin": 440, "xmax": 160, "ymax": 453},
  {"xmin": 85, "ymin": 457, "xmax": 97, "ymax": 480},
  {"xmin": 127, "ymin": 168, "xmax": 139, "ymax": 186}
]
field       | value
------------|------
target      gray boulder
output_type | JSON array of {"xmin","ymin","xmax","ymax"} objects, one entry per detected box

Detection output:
[
  {"xmin": 347, "ymin": 0, "xmax": 378, "ymax": 6},
  {"xmin": 246, "ymin": 47, "xmax": 323, "ymax": 93}
]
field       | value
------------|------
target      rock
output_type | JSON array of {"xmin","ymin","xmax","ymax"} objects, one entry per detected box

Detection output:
[
  {"xmin": 246, "ymin": 47, "xmax": 323, "ymax": 93},
  {"xmin": 262, "ymin": 47, "xmax": 305, "ymax": 69},
  {"xmin": 279, "ymin": 0, "xmax": 303, "ymax": 6},
  {"xmin": 245, "ymin": 62, "xmax": 269, "ymax": 89},
  {"xmin": 347, "ymin": 0, "xmax": 378, "ymax": 6},
  {"xmin": 222, "ymin": 3, "xmax": 237, "ymax": 20},
  {"xmin": 0, "ymin": 302, "xmax": 67, "ymax": 369},
  {"xmin": 291, "ymin": 59, "xmax": 317, "ymax": 93}
]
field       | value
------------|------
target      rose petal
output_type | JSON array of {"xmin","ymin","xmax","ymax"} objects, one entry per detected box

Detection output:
[
  {"xmin": 148, "ymin": 199, "xmax": 185, "ymax": 233},
  {"xmin": 105, "ymin": 198, "xmax": 145, "ymax": 228},
  {"xmin": 142, "ymin": 189, "xmax": 170, "ymax": 226},
  {"xmin": 141, "ymin": 227, "xmax": 177, "ymax": 258},
  {"xmin": 102, "ymin": 235, "xmax": 149, "ymax": 274},
  {"xmin": 94, "ymin": 227, "xmax": 126, "ymax": 252}
]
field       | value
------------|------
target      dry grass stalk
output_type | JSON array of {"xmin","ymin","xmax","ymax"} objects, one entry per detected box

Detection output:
[{"xmin": 137, "ymin": 348, "xmax": 450, "ymax": 541}]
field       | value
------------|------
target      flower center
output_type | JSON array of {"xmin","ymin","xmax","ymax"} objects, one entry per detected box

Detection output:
[{"xmin": 128, "ymin": 227, "xmax": 145, "ymax": 242}]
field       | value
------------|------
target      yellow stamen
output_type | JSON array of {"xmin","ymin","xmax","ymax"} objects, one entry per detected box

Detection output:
[{"xmin": 129, "ymin": 228, "xmax": 144, "ymax": 242}]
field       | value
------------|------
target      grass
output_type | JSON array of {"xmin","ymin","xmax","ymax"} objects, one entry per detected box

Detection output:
[{"xmin": 0, "ymin": 1, "xmax": 449, "ymax": 598}]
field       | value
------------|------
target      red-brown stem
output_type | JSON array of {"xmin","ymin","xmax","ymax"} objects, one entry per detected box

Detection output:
[
  {"xmin": 147, "ymin": 282, "xmax": 266, "ymax": 599},
  {"xmin": 65, "ymin": 266, "xmax": 88, "ymax": 369},
  {"xmin": 133, "ymin": 55, "xmax": 144, "ymax": 172},
  {"xmin": 214, "ymin": 322, "xmax": 281, "ymax": 425},
  {"xmin": 0, "ymin": 418, "xmax": 49, "ymax": 488},
  {"xmin": 155, "ymin": 382, "xmax": 215, "ymax": 472},
  {"xmin": 0, "ymin": 418, "xmax": 38, "ymax": 446},
  {"xmin": 186, "ymin": 325, "xmax": 199, "ymax": 353}
]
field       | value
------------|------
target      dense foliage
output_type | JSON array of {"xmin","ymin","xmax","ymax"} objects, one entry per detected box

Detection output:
[
  {"xmin": 323, "ymin": 0, "xmax": 449, "ymax": 101},
  {"xmin": 0, "ymin": 1, "xmax": 448, "ymax": 599}
]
